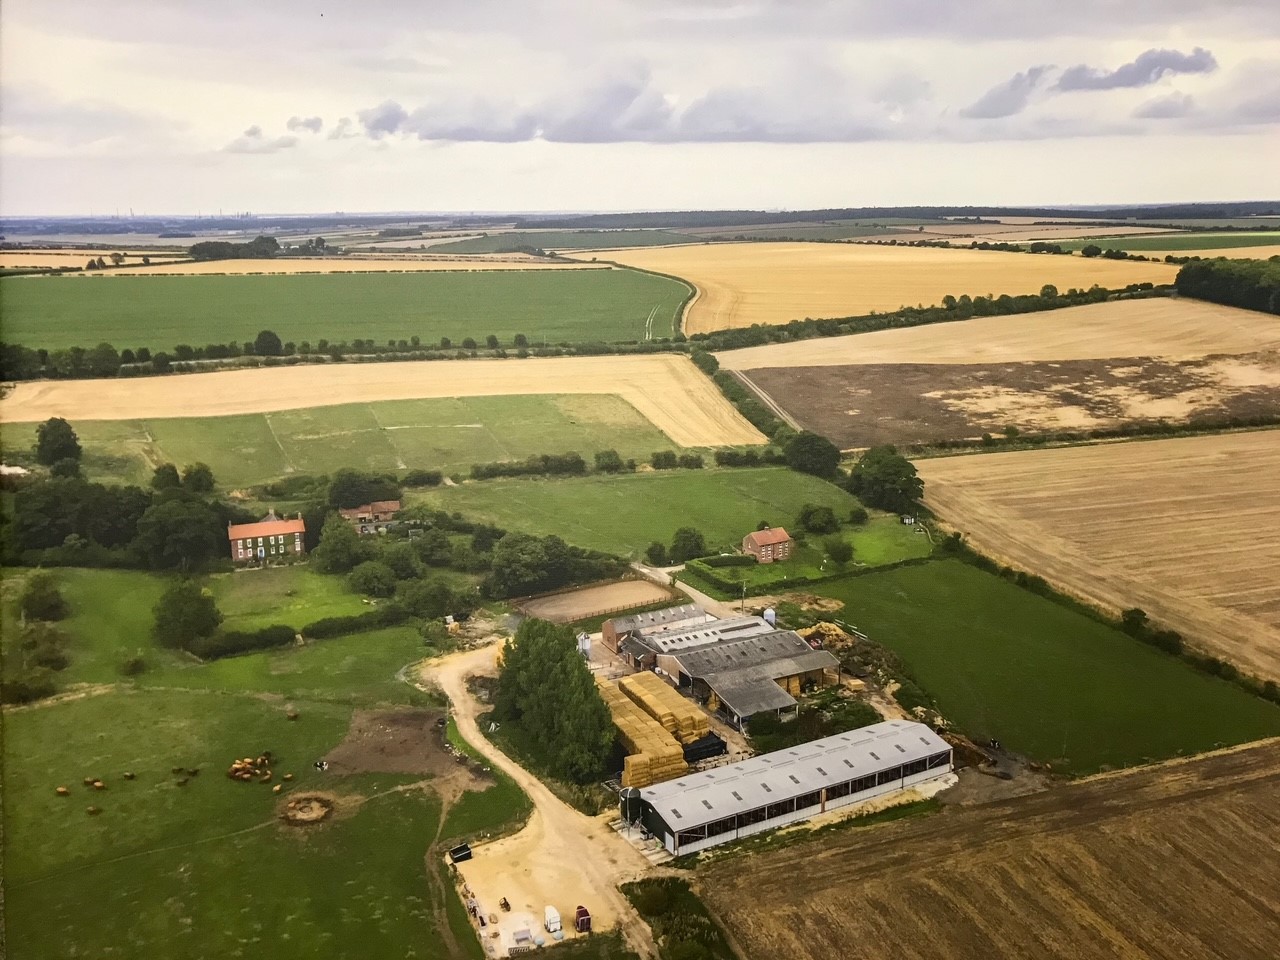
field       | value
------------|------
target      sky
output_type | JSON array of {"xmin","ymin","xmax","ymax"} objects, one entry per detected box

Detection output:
[{"xmin": 2, "ymin": 0, "xmax": 1278, "ymax": 216}]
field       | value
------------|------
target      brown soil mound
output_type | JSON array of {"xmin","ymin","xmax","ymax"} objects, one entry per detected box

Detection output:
[{"xmin": 280, "ymin": 794, "xmax": 334, "ymax": 825}]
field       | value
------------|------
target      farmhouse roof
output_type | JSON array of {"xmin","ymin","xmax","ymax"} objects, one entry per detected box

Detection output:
[
  {"xmin": 227, "ymin": 511, "xmax": 305, "ymax": 541},
  {"xmin": 745, "ymin": 527, "xmax": 791, "ymax": 548},
  {"xmin": 640, "ymin": 720, "xmax": 950, "ymax": 831},
  {"xmin": 608, "ymin": 603, "xmax": 704, "ymax": 636},
  {"xmin": 338, "ymin": 499, "xmax": 402, "ymax": 518}
]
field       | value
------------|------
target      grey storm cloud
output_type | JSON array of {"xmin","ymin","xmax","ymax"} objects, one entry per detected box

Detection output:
[
  {"xmin": 1057, "ymin": 47, "xmax": 1218, "ymax": 91},
  {"xmin": 1133, "ymin": 92, "xmax": 1195, "ymax": 119},
  {"xmin": 358, "ymin": 100, "xmax": 409, "ymax": 138},
  {"xmin": 286, "ymin": 115, "xmax": 323, "ymax": 133},
  {"xmin": 959, "ymin": 66, "xmax": 1052, "ymax": 119},
  {"xmin": 223, "ymin": 124, "xmax": 298, "ymax": 154}
]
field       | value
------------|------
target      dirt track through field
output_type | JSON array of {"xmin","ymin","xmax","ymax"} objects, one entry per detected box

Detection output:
[
  {"xmin": 715, "ymin": 298, "xmax": 1280, "ymax": 369},
  {"xmin": 916, "ymin": 431, "xmax": 1280, "ymax": 681},
  {"xmin": 587, "ymin": 242, "xmax": 1174, "ymax": 333},
  {"xmin": 702, "ymin": 738, "xmax": 1280, "ymax": 960},
  {"xmin": 0, "ymin": 355, "xmax": 766, "ymax": 448}
]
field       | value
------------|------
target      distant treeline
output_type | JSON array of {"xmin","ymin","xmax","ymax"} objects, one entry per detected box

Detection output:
[
  {"xmin": 188, "ymin": 234, "xmax": 280, "ymax": 261},
  {"xmin": 1174, "ymin": 257, "xmax": 1280, "ymax": 314}
]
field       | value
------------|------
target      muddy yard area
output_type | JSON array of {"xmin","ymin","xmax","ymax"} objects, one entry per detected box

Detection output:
[
  {"xmin": 323, "ymin": 708, "xmax": 491, "ymax": 801},
  {"xmin": 742, "ymin": 352, "xmax": 1280, "ymax": 448}
]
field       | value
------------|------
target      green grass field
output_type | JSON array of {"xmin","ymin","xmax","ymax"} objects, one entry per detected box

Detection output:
[
  {"xmin": 0, "ymin": 267, "xmax": 688, "ymax": 350},
  {"xmin": 813, "ymin": 560, "xmax": 1280, "ymax": 774},
  {"xmin": 1058, "ymin": 232, "xmax": 1280, "ymax": 252},
  {"xmin": 0, "ymin": 394, "xmax": 677, "ymax": 489},
  {"xmin": 1, "ymin": 565, "xmax": 527, "ymax": 958},
  {"xmin": 406, "ymin": 467, "xmax": 860, "ymax": 557},
  {"xmin": 430, "ymin": 230, "xmax": 697, "ymax": 253},
  {"xmin": 704, "ymin": 515, "xmax": 932, "ymax": 591}
]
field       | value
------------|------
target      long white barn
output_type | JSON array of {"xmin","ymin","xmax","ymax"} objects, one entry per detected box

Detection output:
[{"xmin": 631, "ymin": 720, "xmax": 953, "ymax": 856}]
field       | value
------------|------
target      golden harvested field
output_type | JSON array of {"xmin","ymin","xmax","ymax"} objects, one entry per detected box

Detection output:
[
  {"xmin": 0, "ymin": 355, "xmax": 766, "ymax": 449},
  {"xmin": 590, "ymin": 242, "xmax": 1175, "ymax": 333},
  {"xmin": 917, "ymin": 224, "xmax": 1178, "ymax": 243},
  {"xmin": 1138, "ymin": 244, "xmax": 1280, "ymax": 260},
  {"xmin": 715, "ymin": 298, "xmax": 1280, "ymax": 369},
  {"xmin": 0, "ymin": 250, "xmax": 185, "ymax": 268},
  {"xmin": 93, "ymin": 256, "xmax": 605, "ymax": 275},
  {"xmin": 917, "ymin": 431, "xmax": 1280, "ymax": 681},
  {"xmin": 703, "ymin": 739, "xmax": 1280, "ymax": 960}
]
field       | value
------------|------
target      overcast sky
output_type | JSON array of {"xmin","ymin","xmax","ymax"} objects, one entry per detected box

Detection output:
[{"xmin": 2, "ymin": 0, "xmax": 1278, "ymax": 215}]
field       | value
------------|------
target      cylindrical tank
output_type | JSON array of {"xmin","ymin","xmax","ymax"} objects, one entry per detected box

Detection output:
[
  {"xmin": 763, "ymin": 607, "xmax": 777, "ymax": 626},
  {"xmin": 619, "ymin": 786, "xmax": 643, "ymax": 823}
]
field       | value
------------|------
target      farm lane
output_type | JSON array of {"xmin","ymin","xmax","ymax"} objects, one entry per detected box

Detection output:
[{"xmin": 422, "ymin": 644, "xmax": 660, "ymax": 959}]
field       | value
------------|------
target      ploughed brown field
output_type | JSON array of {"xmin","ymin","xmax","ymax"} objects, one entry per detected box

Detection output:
[
  {"xmin": 738, "ymin": 352, "xmax": 1280, "ymax": 448},
  {"xmin": 702, "ymin": 739, "xmax": 1280, "ymax": 960},
  {"xmin": 916, "ymin": 431, "xmax": 1280, "ymax": 681},
  {"xmin": 586, "ymin": 242, "xmax": 1175, "ymax": 333}
]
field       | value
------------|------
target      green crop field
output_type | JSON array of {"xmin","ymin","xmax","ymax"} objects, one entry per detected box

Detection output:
[
  {"xmin": 812, "ymin": 560, "xmax": 1280, "ymax": 774},
  {"xmin": 0, "ymin": 394, "xmax": 677, "ymax": 489},
  {"xmin": 431, "ymin": 230, "xmax": 697, "ymax": 253},
  {"xmin": 406, "ymin": 467, "xmax": 861, "ymax": 557},
  {"xmin": 1, "ymin": 565, "xmax": 526, "ymax": 959},
  {"xmin": 1059, "ymin": 232, "xmax": 1280, "ymax": 252},
  {"xmin": 0, "ymin": 267, "xmax": 689, "ymax": 350}
]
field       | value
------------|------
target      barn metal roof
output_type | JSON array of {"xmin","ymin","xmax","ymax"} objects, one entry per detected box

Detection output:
[
  {"xmin": 640, "ymin": 720, "xmax": 951, "ymax": 831},
  {"xmin": 637, "ymin": 616, "xmax": 776, "ymax": 655},
  {"xmin": 607, "ymin": 604, "xmax": 704, "ymax": 635},
  {"xmin": 671, "ymin": 630, "xmax": 832, "ymax": 679}
]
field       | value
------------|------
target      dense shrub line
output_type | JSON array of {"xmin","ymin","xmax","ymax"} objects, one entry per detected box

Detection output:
[
  {"xmin": 679, "ymin": 554, "xmax": 934, "ymax": 597},
  {"xmin": 186, "ymin": 624, "xmax": 297, "ymax": 659},
  {"xmin": 301, "ymin": 605, "xmax": 411, "ymax": 639},
  {"xmin": 1174, "ymin": 257, "xmax": 1280, "ymax": 314}
]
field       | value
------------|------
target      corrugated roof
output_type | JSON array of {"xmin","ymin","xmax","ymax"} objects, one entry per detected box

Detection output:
[
  {"xmin": 640, "ymin": 720, "xmax": 951, "ymax": 831},
  {"xmin": 228, "ymin": 518, "xmax": 305, "ymax": 540},
  {"xmin": 702, "ymin": 648, "xmax": 839, "ymax": 716},
  {"xmin": 672, "ymin": 630, "xmax": 828, "ymax": 679},
  {"xmin": 637, "ymin": 616, "xmax": 775, "ymax": 655},
  {"xmin": 746, "ymin": 527, "xmax": 791, "ymax": 547},
  {"xmin": 608, "ymin": 604, "xmax": 704, "ymax": 635}
]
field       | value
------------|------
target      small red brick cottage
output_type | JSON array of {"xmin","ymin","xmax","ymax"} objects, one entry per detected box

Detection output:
[
  {"xmin": 742, "ymin": 526, "xmax": 793, "ymax": 564},
  {"xmin": 228, "ymin": 510, "xmax": 306, "ymax": 564}
]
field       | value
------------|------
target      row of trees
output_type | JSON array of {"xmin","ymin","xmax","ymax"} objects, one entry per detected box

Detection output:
[
  {"xmin": 188, "ymin": 234, "xmax": 280, "ymax": 261},
  {"xmin": 492, "ymin": 619, "xmax": 614, "ymax": 783},
  {"xmin": 1174, "ymin": 257, "xmax": 1280, "ymax": 314},
  {"xmin": 1, "ymin": 573, "xmax": 74, "ymax": 704}
]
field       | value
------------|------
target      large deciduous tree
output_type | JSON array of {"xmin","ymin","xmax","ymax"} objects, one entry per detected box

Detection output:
[
  {"xmin": 784, "ymin": 430, "xmax": 841, "ymax": 477},
  {"xmin": 35, "ymin": 418, "xmax": 82, "ymax": 466},
  {"xmin": 310, "ymin": 513, "xmax": 372, "ymax": 573},
  {"xmin": 845, "ymin": 445, "xmax": 923, "ymax": 514},
  {"xmin": 152, "ymin": 579, "xmax": 222, "ymax": 650}
]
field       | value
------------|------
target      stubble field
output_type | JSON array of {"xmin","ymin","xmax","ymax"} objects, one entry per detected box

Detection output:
[
  {"xmin": 94, "ymin": 255, "xmax": 607, "ymax": 275},
  {"xmin": 0, "ymin": 267, "xmax": 688, "ymax": 349},
  {"xmin": 589, "ymin": 242, "xmax": 1175, "ymax": 333},
  {"xmin": 714, "ymin": 298, "xmax": 1280, "ymax": 369},
  {"xmin": 702, "ymin": 739, "xmax": 1280, "ymax": 960},
  {"xmin": 917, "ymin": 431, "xmax": 1280, "ymax": 681},
  {"xmin": 0, "ymin": 354, "xmax": 766, "ymax": 449}
]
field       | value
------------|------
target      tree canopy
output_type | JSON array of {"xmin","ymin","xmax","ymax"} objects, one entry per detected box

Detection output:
[
  {"xmin": 34, "ymin": 418, "xmax": 81, "ymax": 466},
  {"xmin": 784, "ymin": 430, "xmax": 841, "ymax": 477},
  {"xmin": 253, "ymin": 330, "xmax": 283, "ymax": 357},
  {"xmin": 152, "ymin": 579, "xmax": 222, "ymax": 649},
  {"xmin": 327, "ymin": 469, "xmax": 401, "ymax": 509},
  {"xmin": 492, "ymin": 619, "xmax": 614, "ymax": 783},
  {"xmin": 845, "ymin": 446, "xmax": 923, "ymax": 514},
  {"xmin": 310, "ymin": 513, "xmax": 372, "ymax": 573},
  {"xmin": 668, "ymin": 527, "xmax": 707, "ymax": 563}
]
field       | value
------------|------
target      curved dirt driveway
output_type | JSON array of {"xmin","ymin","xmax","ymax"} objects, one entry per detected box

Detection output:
[{"xmin": 422, "ymin": 644, "xmax": 659, "ymax": 958}]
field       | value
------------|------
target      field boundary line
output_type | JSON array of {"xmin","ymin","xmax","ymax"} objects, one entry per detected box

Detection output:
[
  {"xmin": 730, "ymin": 370, "xmax": 802, "ymax": 431},
  {"xmin": 262, "ymin": 412, "xmax": 295, "ymax": 472}
]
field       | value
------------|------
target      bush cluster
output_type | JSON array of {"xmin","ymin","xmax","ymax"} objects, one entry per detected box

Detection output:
[
  {"xmin": 187, "ymin": 624, "xmax": 297, "ymax": 659},
  {"xmin": 470, "ymin": 452, "xmax": 587, "ymax": 480}
]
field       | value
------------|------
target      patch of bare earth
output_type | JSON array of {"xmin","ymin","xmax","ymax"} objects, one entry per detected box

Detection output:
[
  {"xmin": 517, "ymin": 579, "xmax": 677, "ymax": 623},
  {"xmin": 739, "ymin": 352, "xmax": 1280, "ymax": 448}
]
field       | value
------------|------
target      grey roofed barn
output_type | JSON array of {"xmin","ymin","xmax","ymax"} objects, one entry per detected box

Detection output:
[
  {"xmin": 670, "ymin": 629, "xmax": 835, "ymax": 679},
  {"xmin": 640, "ymin": 720, "xmax": 951, "ymax": 832},
  {"xmin": 609, "ymin": 603, "xmax": 703, "ymax": 635}
]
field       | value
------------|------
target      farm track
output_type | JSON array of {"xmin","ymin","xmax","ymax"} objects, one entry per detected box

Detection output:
[
  {"xmin": 702, "ymin": 739, "xmax": 1280, "ymax": 960},
  {"xmin": 916, "ymin": 431, "xmax": 1280, "ymax": 681},
  {"xmin": 591, "ymin": 242, "xmax": 1175, "ymax": 333},
  {"xmin": 0, "ymin": 354, "xmax": 766, "ymax": 449}
]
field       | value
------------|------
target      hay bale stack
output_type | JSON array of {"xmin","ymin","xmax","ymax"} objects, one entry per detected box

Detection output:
[
  {"xmin": 619, "ymin": 671, "xmax": 710, "ymax": 745},
  {"xmin": 597, "ymin": 677, "xmax": 688, "ymax": 788}
]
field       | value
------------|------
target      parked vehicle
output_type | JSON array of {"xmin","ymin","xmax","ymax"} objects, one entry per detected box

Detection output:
[{"xmin": 544, "ymin": 906, "xmax": 562, "ymax": 934}]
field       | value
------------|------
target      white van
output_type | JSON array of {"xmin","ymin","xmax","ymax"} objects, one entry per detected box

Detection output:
[{"xmin": 544, "ymin": 905, "xmax": 562, "ymax": 934}]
